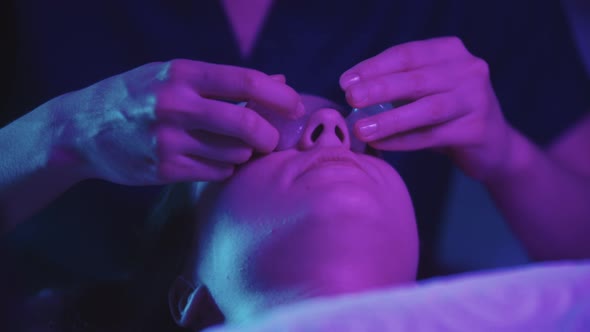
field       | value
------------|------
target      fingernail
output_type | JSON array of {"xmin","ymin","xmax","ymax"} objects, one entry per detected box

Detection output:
[
  {"xmin": 340, "ymin": 73, "xmax": 360, "ymax": 89},
  {"xmin": 357, "ymin": 120, "xmax": 378, "ymax": 137}
]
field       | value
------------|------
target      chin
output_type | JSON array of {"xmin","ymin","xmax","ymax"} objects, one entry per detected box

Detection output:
[
  {"xmin": 247, "ymin": 248, "xmax": 418, "ymax": 306},
  {"xmin": 305, "ymin": 195, "xmax": 398, "ymax": 234}
]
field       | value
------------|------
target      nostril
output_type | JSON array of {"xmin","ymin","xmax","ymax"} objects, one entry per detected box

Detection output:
[
  {"xmin": 334, "ymin": 126, "xmax": 345, "ymax": 142},
  {"xmin": 311, "ymin": 124, "xmax": 324, "ymax": 142}
]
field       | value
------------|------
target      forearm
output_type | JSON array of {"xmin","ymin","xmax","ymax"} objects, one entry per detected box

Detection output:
[
  {"xmin": 484, "ymin": 128, "xmax": 590, "ymax": 261},
  {"xmin": 0, "ymin": 105, "xmax": 85, "ymax": 232}
]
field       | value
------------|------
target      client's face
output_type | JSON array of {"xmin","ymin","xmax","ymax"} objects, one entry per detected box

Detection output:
[{"xmin": 188, "ymin": 95, "xmax": 418, "ymax": 323}]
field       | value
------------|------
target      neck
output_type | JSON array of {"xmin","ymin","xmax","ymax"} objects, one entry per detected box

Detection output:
[{"xmin": 223, "ymin": 267, "xmax": 415, "ymax": 324}]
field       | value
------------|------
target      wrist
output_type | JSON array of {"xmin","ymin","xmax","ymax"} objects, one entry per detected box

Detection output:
[
  {"xmin": 0, "ymin": 105, "xmax": 88, "ymax": 227},
  {"xmin": 483, "ymin": 127, "xmax": 537, "ymax": 187}
]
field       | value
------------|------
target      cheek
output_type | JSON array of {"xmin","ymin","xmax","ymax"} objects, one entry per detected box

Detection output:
[
  {"xmin": 381, "ymin": 167, "xmax": 419, "ymax": 270},
  {"xmin": 218, "ymin": 156, "xmax": 296, "ymax": 219},
  {"xmin": 357, "ymin": 158, "xmax": 418, "ymax": 245},
  {"xmin": 218, "ymin": 177, "xmax": 277, "ymax": 220}
]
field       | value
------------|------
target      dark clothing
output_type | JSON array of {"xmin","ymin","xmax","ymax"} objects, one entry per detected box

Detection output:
[{"xmin": 2, "ymin": 0, "xmax": 590, "ymax": 288}]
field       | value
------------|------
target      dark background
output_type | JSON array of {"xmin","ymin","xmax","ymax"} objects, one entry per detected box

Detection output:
[{"xmin": 437, "ymin": 0, "xmax": 590, "ymax": 272}]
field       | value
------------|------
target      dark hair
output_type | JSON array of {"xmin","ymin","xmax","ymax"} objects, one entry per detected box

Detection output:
[{"xmin": 61, "ymin": 183, "xmax": 224, "ymax": 332}]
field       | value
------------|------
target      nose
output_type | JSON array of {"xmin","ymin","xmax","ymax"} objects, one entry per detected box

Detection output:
[{"xmin": 298, "ymin": 108, "xmax": 351, "ymax": 150}]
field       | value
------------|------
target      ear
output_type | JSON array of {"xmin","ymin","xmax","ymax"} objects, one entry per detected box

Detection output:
[{"xmin": 168, "ymin": 276, "xmax": 209, "ymax": 328}]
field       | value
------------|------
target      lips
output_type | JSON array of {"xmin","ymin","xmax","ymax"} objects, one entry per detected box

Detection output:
[{"xmin": 296, "ymin": 149, "xmax": 366, "ymax": 180}]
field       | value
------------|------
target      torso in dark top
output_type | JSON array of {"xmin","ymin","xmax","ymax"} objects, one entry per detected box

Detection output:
[{"xmin": 3, "ymin": 0, "xmax": 589, "ymax": 283}]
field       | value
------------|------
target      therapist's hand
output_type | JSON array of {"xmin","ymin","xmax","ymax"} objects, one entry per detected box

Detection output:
[
  {"xmin": 49, "ymin": 60, "xmax": 303, "ymax": 185},
  {"xmin": 339, "ymin": 37, "xmax": 513, "ymax": 181}
]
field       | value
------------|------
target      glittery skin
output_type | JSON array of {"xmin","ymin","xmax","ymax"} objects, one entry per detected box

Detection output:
[{"xmin": 250, "ymin": 102, "xmax": 393, "ymax": 152}]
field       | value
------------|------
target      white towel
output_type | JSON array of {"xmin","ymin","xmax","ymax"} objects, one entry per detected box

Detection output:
[{"xmin": 204, "ymin": 260, "xmax": 590, "ymax": 332}]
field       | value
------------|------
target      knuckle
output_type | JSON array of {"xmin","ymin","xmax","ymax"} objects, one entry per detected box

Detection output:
[
  {"xmin": 165, "ymin": 59, "xmax": 187, "ymax": 81},
  {"xmin": 195, "ymin": 66, "xmax": 215, "ymax": 87},
  {"xmin": 144, "ymin": 61, "xmax": 169, "ymax": 81},
  {"xmin": 241, "ymin": 70, "xmax": 264, "ymax": 94},
  {"xmin": 442, "ymin": 36, "xmax": 467, "ymax": 54},
  {"xmin": 470, "ymin": 58, "xmax": 490, "ymax": 77},
  {"xmin": 396, "ymin": 47, "xmax": 414, "ymax": 69},
  {"xmin": 153, "ymin": 127, "xmax": 175, "ymax": 157},
  {"xmin": 154, "ymin": 85, "xmax": 178, "ymax": 110},
  {"xmin": 445, "ymin": 36, "xmax": 464, "ymax": 48},
  {"xmin": 238, "ymin": 109, "xmax": 260, "ymax": 134}
]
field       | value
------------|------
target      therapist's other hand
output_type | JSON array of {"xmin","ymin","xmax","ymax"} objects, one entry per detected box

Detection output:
[
  {"xmin": 49, "ymin": 60, "xmax": 303, "ymax": 185},
  {"xmin": 339, "ymin": 37, "xmax": 512, "ymax": 181}
]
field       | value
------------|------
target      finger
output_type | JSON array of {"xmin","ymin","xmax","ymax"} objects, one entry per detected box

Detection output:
[
  {"xmin": 187, "ymin": 98, "xmax": 280, "ymax": 153},
  {"xmin": 187, "ymin": 130, "xmax": 254, "ymax": 164},
  {"xmin": 185, "ymin": 61, "xmax": 303, "ymax": 118},
  {"xmin": 369, "ymin": 124, "xmax": 448, "ymax": 151},
  {"xmin": 344, "ymin": 65, "xmax": 459, "ymax": 108},
  {"xmin": 157, "ymin": 93, "xmax": 279, "ymax": 153},
  {"xmin": 157, "ymin": 126, "xmax": 254, "ymax": 164},
  {"xmin": 369, "ymin": 117, "xmax": 478, "ymax": 151},
  {"xmin": 159, "ymin": 154, "xmax": 235, "ymax": 182},
  {"xmin": 340, "ymin": 36, "xmax": 470, "ymax": 89},
  {"xmin": 353, "ymin": 93, "xmax": 463, "ymax": 141}
]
